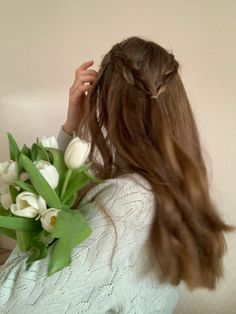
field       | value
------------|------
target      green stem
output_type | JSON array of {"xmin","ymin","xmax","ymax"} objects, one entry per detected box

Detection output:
[
  {"xmin": 0, "ymin": 227, "xmax": 16, "ymax": 240},
  {"xmin": 61, "ymin": 169, "xmax": 72, "ymax": 199},
  {"xmin": 16, "ymin": 230, "xmax": 31, "ymax": 251}
]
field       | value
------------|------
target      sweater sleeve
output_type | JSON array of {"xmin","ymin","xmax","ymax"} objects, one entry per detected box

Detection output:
[
  {"xmin": 57, "ymin": 125, "xmax": 72, "ymax": 151},
  {"xmin": 0, "ymin": 175, "xmax": 179, "ymax": 314}
]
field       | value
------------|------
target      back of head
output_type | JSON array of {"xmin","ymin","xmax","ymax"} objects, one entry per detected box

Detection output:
[{"xmin": 79, "ymin": 36, "xmax": 235, "ymax": 290}]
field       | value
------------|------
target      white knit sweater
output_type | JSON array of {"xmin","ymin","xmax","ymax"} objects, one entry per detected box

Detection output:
[{"xmin": 0, "ymin": 128, "xmax": 180, "ymax": 313}]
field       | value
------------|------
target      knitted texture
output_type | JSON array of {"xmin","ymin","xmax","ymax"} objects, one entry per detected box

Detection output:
[
  {"xmin": 0, "ymin": 174, "xmax": 179, "ymax": 313},
  {"xmin": 0, "ymin": 128, "xmax": 180, "ymax": 313}
]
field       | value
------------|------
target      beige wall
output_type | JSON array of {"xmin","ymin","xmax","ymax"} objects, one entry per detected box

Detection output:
[{"xmin": 0, "ymin": 0, "xmax": 235, "ymax": 313}]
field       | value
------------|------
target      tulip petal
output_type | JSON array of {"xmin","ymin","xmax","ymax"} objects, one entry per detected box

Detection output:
[
  {"xmin": 0, "ymin": 193, "xmax": 12, "ymax": 210},
  {"xmin": 40, "ymin": 208, "xmax": 60, "ymax": 233},
  {"xmin": 0, "ymin": 161, "xmax": 18, "ymax": 185},
  {"xmin": 11, "ymin": 204, "xmax": 38, "ymax": 218},
  {"xmin": 35, "ymin": 161, "xmax": 59, "ymax": 190},
  {"xmin": 40, "ymin": 136, "xmax": 59, "ymax": 149},
  {"xmin": 64, "ymin": 137, "xmax": 91, "ymax": 169},
  {"xmin": 40, "ymin": 165, "xmax": 59, "ymax": 189}
]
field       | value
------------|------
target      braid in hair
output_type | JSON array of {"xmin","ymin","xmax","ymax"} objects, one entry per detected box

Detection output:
[
  {"xmin": 109, "ymin": 48, "xmax": 153, "ymax": 96},
  {"xmin": 108, "ymin": 48, "xmax": 179, "ymax": 100},
  {"xmin": 153, "ymin": 53, "xmax": 179, "ymax": 97}
]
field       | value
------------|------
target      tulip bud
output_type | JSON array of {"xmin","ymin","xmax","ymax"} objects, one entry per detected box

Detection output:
[
  {"xmin": 40, "ymin": 208, "xmax": 61, "ymax": 233},
  {"xmin": 10, "ymin": 191, "xmax": 47, "ymax": 218},
  {"xmin": 64, "ymin": 137, "xmax": 91, "ymax": 169},
  {"xmin": 34, "ymin": 160, "xmax": 59, "ymax": 189},
  {"xmin": 0, "ymin": 161, "xmax": 18, "ymax": 185},
  {"xmin": 40, "ymin": 136, "xmax": 59, "ymax": 149}
]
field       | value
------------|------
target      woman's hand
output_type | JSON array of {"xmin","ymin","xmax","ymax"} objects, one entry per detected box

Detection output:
[{"xmin": 63, "ymin": 60, "xmax": 98, "ymax": 135}]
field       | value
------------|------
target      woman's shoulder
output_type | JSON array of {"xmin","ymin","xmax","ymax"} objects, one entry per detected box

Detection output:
[
  {"xmin": 79, "ymin": 172, "xmax": 154, "ymax": 208},
  {"xmin": 78, "ymin": 172, "xmax": 156, "ymax": 249}
]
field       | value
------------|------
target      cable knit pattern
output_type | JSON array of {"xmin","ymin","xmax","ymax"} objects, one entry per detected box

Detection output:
[{"xmin": 0, "ymin": 128, "xmax": 180, "ymax": 313}]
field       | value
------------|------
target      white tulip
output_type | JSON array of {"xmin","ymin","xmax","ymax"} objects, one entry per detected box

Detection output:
[
  {"xmin": 40, "ymin": 208, "xmax": 61, "ymax": 232},
  {"xmin": 10, "ymin": 191, "xmax": 47, "ymax": 218},
  {"xmin": 34, "ymin": 160, "xmax": 59, "ymax": 189},
  {"xmin": 0, "ymin": 185, "xmax": 13, "ymax": 210},
  {"xmin": 64, "ymin": 137, "xmax": 91, "ymax": 169},
  {"xmin": 40, "ymin": 136, "xmax": 59, "ymax": 149},
  {"xmin": 0, "ymin": 161, "xmax": 18, "ymax": 185}
]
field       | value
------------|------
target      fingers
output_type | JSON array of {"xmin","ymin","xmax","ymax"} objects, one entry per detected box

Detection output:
[
  {"xmin": 80, "ymin": 69, "xmax": 97, "ymax": 76},
  {"xmin": 71, "ymin": 61, "xmax": 97, "ymax": 86},
  {"xmin": 70, "ymin": 73, "xmax": 96, "ymax": 91},
  {"xmin": 70, "ymin": 81, "xmax": 92, "ymax": 96},
  {"xmin": 78, "ymin": 74, "xmax": 97, "ymax": 83},
  {"xmin": 78, "ymin": 60, "xmax": 94, "ymax": 71},
  {"xmin": 75, "ymin": 69, "xmax": 97, "ymax": 80},
  {"xmin": 75, "ymin": 60, "xmax": 97, "ymax": 77},
  {"xmin": 70, "ymin": 60, "xmax": 98, "ymax": 96},
  {"xmin": 77, "ymin": 84, "xmax": 91, "ymax": 93}
]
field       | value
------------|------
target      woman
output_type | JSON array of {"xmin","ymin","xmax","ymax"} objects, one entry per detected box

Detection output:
[{"xmin": 0, "ymin": 36, "xmax": 234, "ymax": 313}]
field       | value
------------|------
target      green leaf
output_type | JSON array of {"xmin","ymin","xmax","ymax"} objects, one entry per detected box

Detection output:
[
  {"xmin": 7, "ymin": 133, "xmax": 20, "ymax": 161},
  {"xmin": 45, "ymin": 148, "xmax": 67, "ymax": 175},
  {"xmin": 36, "ymin": 144, "xmax": 50, "ymax": 162},
  {"xmin": 74, "ymin": 162, "xmax": 92, "ymax": 173},
  {"xmin": 9, "ymin": 185, "xmax": 18, "ymax": 203},
  {"xmin": 48, "ymin": 209, "xmax": 92, "ymax": 276},
  {"xmin": 31, "ymin": 144, "xmax": 38, "ymax": 162},
  {"xmin": 21, "ymin": 144, "xmax": 31, "ymax": 158},
  {"xmin": 0, "ymin": 206, "xmax": 9, "ymax": 216},
  {"xmin": 18, "ymin": 145, "xmax": 31, "ymax": 174},
  {"xmin": 19, "ymin": 154, "xmax": 61, "ymax": 209},
  {"xmin": 84, "ymin": 170, "xmax": 104, "ymax": 183},
  {"xmin": 61, "ymin": 204, "xmax": 70, "ymax": 210},
  {"xmin": 15, "ymin": 180, "xmax": 37, "ymax": 194},
  {"xmin": 0, "ymin": 227, "xmax": 16, "ymax": 239},
  {"xmin": 26, "ymin": 239, "xmax": 48, "ymax": 268},
  {"xmin": 62, "ymin": 172, "xmax": 90, "ymax": 204},
  {"xmin": 16, "ymin": 230, "xmax": 39, "ymax": 252},
  {"xmin": 64, "ymin": 192, "xmax": 77, "ymax": 208},
  {"xmin": 0, "ymin": 215, "xmax": 41, "ymax": 231},
  {"xmin": 36, "ymin": 229, "xmax": 54, "ymax": 246}
]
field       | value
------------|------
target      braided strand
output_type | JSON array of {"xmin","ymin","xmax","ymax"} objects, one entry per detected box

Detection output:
[{"xmin": 108, "ymin": 49, "xmax": 179, "ymax": 100}]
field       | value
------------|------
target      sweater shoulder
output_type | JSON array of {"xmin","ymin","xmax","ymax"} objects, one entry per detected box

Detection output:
[{"xmin": 79, "ymin": 172, "xmax": 154, "ymax": 208}]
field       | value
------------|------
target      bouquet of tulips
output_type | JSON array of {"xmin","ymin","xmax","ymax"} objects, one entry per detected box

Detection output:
[{"xmin": 0, "ymin": 132, "xmax": 101, "ymax": 276}]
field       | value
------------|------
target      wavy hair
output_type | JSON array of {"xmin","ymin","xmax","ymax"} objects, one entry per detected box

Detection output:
[{"xmin": 77, "ymin": 36, "xmax": 235, "ymax": 290}]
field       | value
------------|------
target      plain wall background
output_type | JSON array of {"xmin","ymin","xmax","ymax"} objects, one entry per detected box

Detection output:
[{"xmin": 0, "ymin": 1, "xmax": 235, "ymax": 313}]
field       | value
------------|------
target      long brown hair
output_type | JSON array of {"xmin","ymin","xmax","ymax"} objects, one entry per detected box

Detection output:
[{"xmin": 77, "ymin": 36, "xmax": 235, "ymax": 290}]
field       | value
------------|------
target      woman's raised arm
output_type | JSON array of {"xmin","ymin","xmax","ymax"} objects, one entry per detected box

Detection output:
[{"xmin": 63, "ymin": 60, "xmax": 98, "ymax": 136}]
